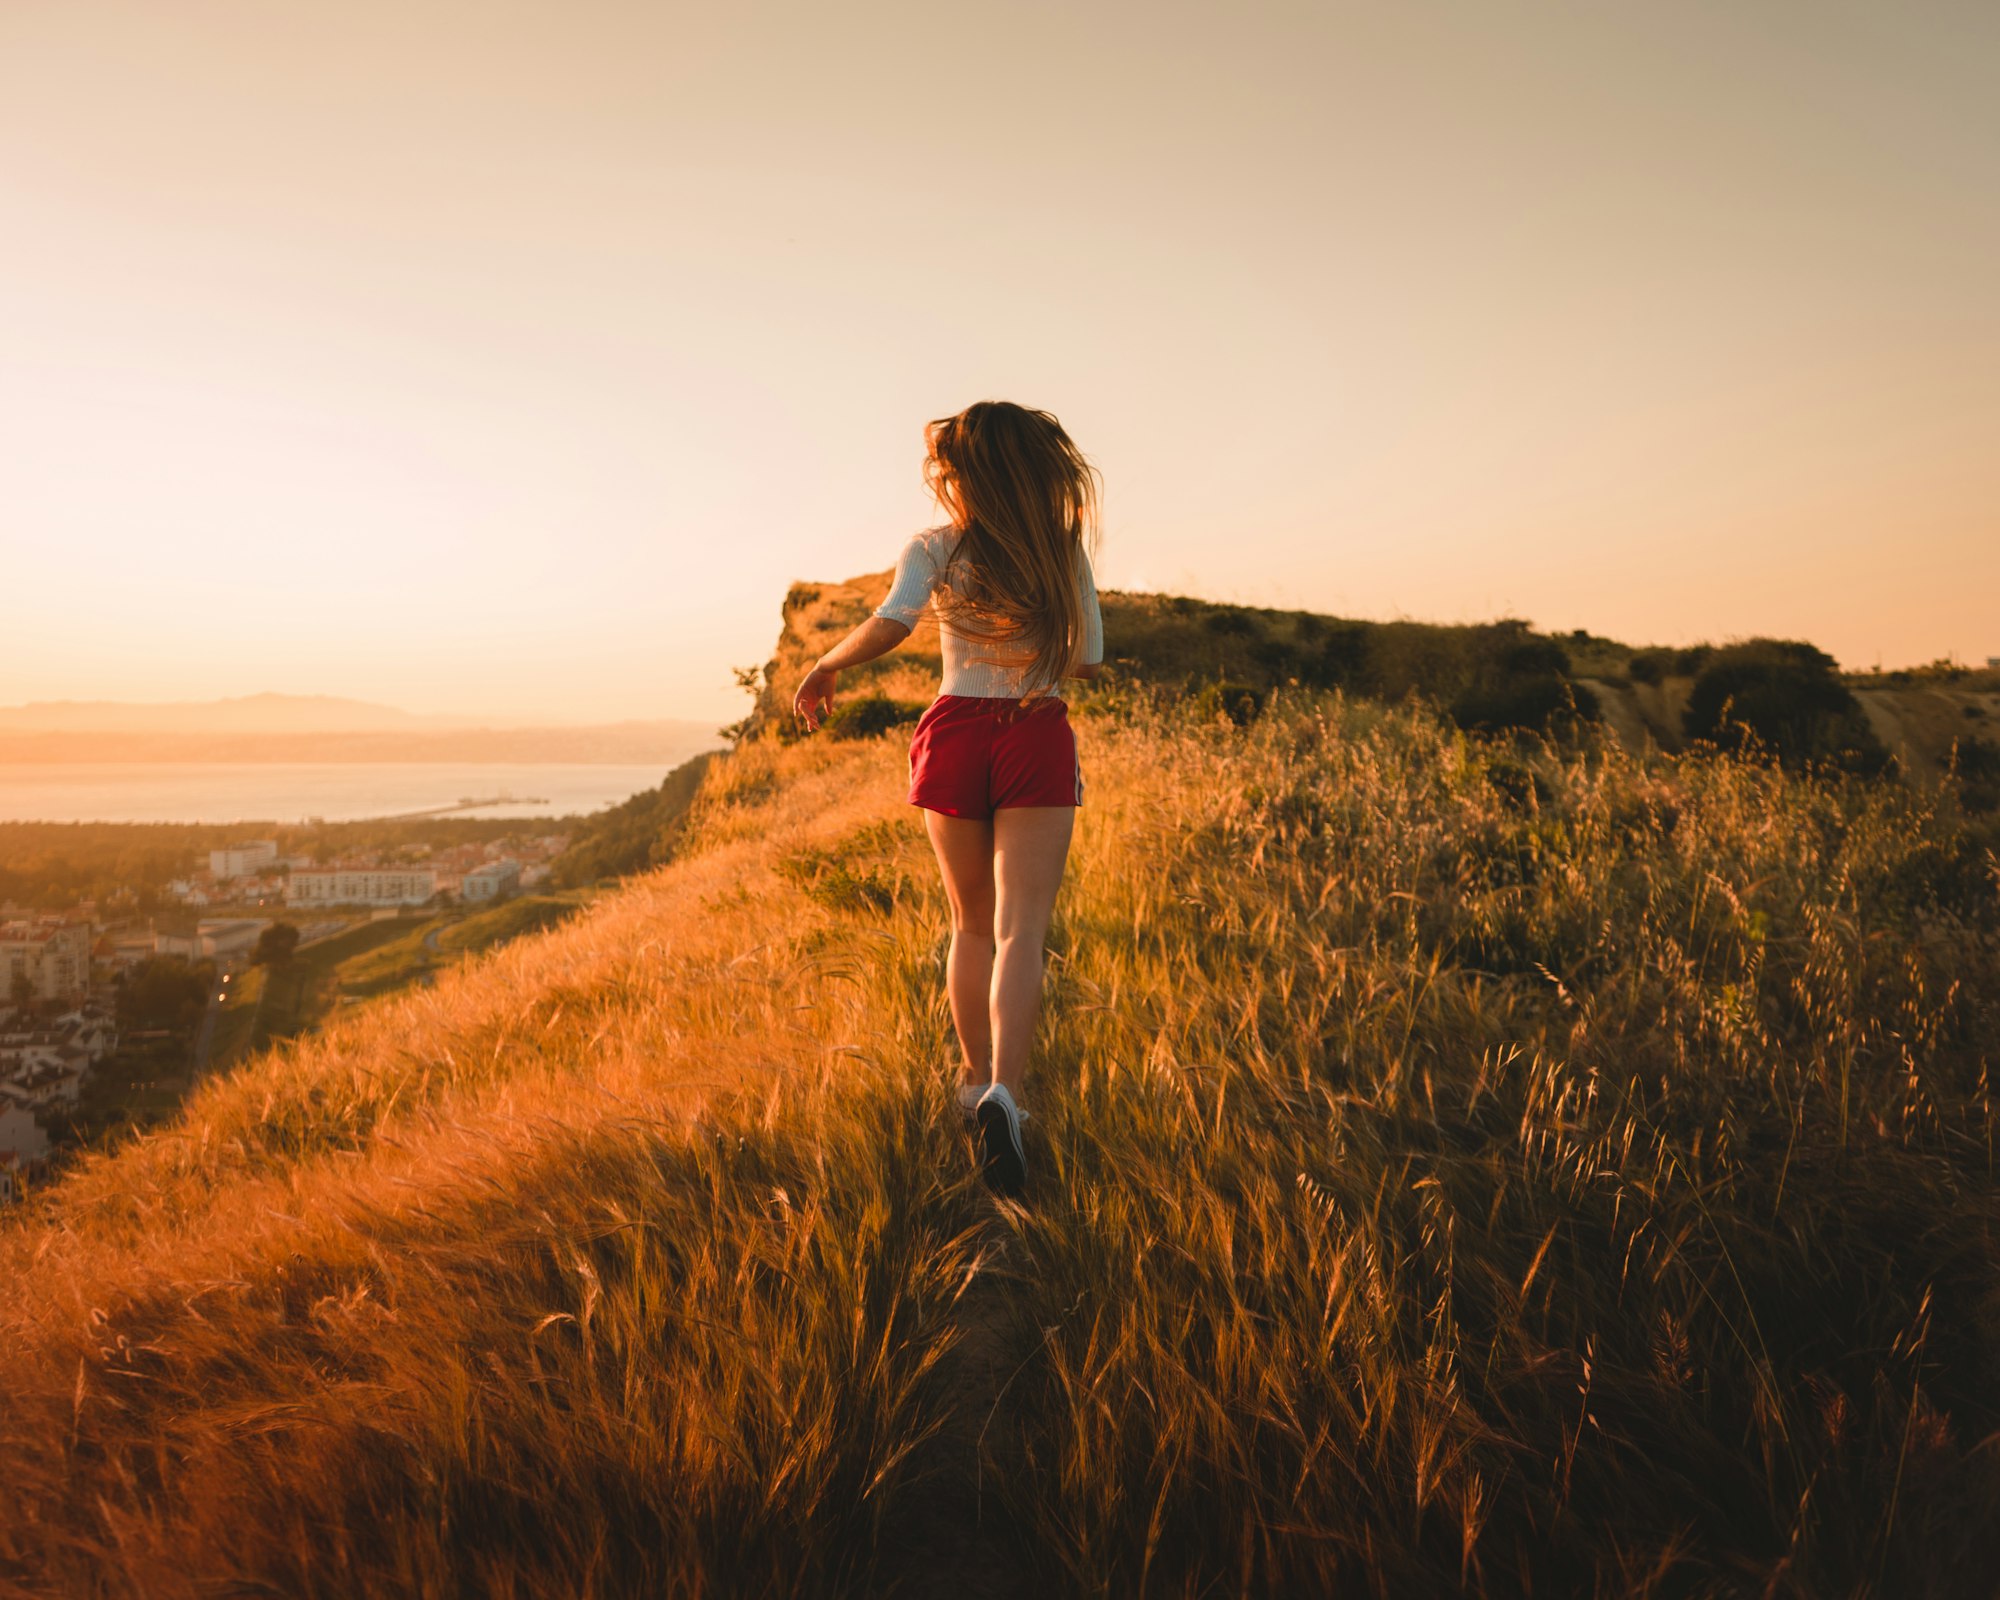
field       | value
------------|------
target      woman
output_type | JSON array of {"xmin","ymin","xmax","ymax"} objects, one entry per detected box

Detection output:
[{"xmin": 793, "ymin": 400, "xmax": 1104, "ymax": 1197}]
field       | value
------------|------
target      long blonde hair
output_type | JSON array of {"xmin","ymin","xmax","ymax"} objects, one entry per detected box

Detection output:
[{"xmin": 922, "ymin": 400, "xmax": 1103, "ymax": 705}]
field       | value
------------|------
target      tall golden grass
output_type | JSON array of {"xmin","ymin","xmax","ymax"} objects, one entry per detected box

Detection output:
[{"xmin": 4, "ymin": 686, "xmax": 1998, "ymax": 1597}]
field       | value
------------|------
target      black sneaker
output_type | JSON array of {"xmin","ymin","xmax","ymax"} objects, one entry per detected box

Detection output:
[{"xmin": 975, "ymin": 1083, "xmax": 1026, "ymax": 1197}]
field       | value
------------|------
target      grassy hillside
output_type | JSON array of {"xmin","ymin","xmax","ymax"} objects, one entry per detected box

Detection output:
[{"xmin": 4, "ymin": 590, "xmax": 1999, "ymax": 1596}]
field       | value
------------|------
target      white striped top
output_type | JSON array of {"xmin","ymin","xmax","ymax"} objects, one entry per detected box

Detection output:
[{"xmin": 872, "ymin": 524, "xmax": 1104, "ymax": 699}]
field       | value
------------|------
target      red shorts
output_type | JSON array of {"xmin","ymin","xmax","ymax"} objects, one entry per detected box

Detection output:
[{"xmin": 907, "ymin": 694, "xmax": 1082, "ymax": 820}]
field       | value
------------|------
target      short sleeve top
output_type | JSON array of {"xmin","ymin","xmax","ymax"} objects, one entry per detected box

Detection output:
[{"xmin": 872, "ymin": 524, "xmax": 1104, "ymax": 699}]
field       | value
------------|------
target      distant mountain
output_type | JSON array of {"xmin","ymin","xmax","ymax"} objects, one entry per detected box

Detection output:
[
  {"xmin": 0, "ymin": 693, "xmax": 479, "ymax": 734},
  {"xmin": 0, "ymin": 695, "xmax": 729, "ymax": 763},
  {"xmin": 0, "ymin": 722, "xmax": 728, "ymax": 766}
]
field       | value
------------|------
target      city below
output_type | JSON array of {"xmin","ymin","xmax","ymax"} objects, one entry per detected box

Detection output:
[{"xmin": 1, "ymin": 824, "xmax": 579, "ymax": 1201}]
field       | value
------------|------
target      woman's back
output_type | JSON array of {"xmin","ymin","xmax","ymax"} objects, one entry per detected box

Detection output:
[{"xmin": 873, "ymin": 523, "xmax": 1104, "ymax": 699}]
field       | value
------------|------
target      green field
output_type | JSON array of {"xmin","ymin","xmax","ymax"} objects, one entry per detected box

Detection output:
[{"xmin": 207, "ymin": 895, "xmax": 599, "ymax": 1058}]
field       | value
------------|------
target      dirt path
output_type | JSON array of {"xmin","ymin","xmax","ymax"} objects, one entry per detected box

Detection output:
[{"xmin": 1576, "ymin": 678, "xmax": 1652, "ymax": 753}]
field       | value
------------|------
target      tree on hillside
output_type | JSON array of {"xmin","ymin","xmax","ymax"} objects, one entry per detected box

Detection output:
[
  {"xmin": 252, "ymin": 921, "xmax": 301, "ymax": 967},
  {"xmin": 115, "ymin": 957, "xmax": 215, "ymax": 1032}
]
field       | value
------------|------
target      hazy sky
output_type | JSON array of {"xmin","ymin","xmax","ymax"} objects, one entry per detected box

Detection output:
[{"xmin": 3, "ymin": 0, "xmax": 1995, "ymax": 722}]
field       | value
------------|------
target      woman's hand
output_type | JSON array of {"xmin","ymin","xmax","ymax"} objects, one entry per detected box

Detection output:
[{"xmin": 794, "ymin": 663, "xmax": 838, "ymax": 732}]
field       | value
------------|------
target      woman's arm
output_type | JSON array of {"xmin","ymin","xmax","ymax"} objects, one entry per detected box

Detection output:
[
  {"xmin": 793, "ymin": 616, "xmax": 912, "ymax": 731},
  {"xmin": 817, "ymin": 615, "xmax": 912, "ymax": 674}
]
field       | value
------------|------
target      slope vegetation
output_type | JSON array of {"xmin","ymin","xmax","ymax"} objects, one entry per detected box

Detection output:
[{"xmin": 5, "ymin": 588, "xmax": 2000, "ymax": 1598}]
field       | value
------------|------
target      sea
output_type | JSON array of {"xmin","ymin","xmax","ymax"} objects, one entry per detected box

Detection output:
[{"xmin": 0, "ymin": 763, "xmax": 682, "ymax": 825}]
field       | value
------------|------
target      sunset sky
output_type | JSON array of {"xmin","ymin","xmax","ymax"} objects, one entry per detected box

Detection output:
[{"xmin": 3, "ymin": 0, "xmax": 1995, "ymax": 723}]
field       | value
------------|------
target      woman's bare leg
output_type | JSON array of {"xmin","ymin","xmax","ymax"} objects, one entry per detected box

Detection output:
[
  {"xmin": 989, "ymin": 805, "xmax": 1076, "ymax": 1099},
  {"xmin": 923, "ymin": 809, "xmax": 997, "ymax": 1092}
]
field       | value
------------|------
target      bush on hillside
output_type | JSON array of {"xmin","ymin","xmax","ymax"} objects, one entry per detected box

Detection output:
[
  {"xmin": 549, "ymin": 751, "xmax": 719, "ymax": 887},
  {"xmin": 775, "ymin": 843, "xmax": 896, "ymax": 914},
  {"xmin": 250, "ymin": 922, "xmax": 300, "ymax": 967},
  {"xmin": 1628, "ymin": 645, "xmax": 1713, "ymax": 685},
  {"xmin": 823, "ymin": 693, "xmax": 925, "ymax": 740},
  {"xmin": 1449, "ymin": 674, "xmax": 1598, "ymax": 737},
  {"xmin": 1496, "ymin": 635, "xmax": 1570, "ymax": 678},
  {"xmin": 1949, "ymin": 733, "xmax": 2000, "ymax": 813},
  {"xmin": 1190, "ymin": 680, "xmax": 1264, "ymax": 726},
  {"xmin": 1248, "ymin": 637, "xmax": 1301, "ymax": 677},
  {"xmin": 1443, "ymin": 623, "xmax": 1598, "ymax": 737},
  {"xmin": 1684, "ymin": 640, "xmax": 1887, "ymax": 771},
  {"xmin": 1299, "ymin": 621, "xmax": 1370, "ymax": 689}
]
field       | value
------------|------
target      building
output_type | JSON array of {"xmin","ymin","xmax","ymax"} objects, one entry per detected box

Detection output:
[
  {"xmin": 0, "ymin": 918, "xmax": 93, "ymax": 1004},
  {"xmin": 197, "ymin": 919, "xmax": 270, "ymax": 962},
  {"xmin": 285, "ymin": 868, "xmax": 438, "ymax": 908},
  {"xmin": 152, "ymin": 930, "xmax": 204, "ymax": 962},
  {"xmin": 105, "ymin": 935, "xmax": 159, "ymax": 972},
  {"xmin": 156, "ymin": 919, "xmax": 271, "ymax": 963},
  {"xmin": 0, "ymin": 1055, "xmax": 86, "ymax": 1112},
  {"xmin": 460, "ymin": 862, "xmax": 521, "ymax": 903},
  {"xmin": 209, "ymin": 841, "xmax": 280, "ymax": 880}
]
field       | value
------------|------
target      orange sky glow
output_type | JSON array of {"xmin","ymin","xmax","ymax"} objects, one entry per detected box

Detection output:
[{"xmin": 2, "ymin": 0, "xmax": 1995, "ymax": 722}]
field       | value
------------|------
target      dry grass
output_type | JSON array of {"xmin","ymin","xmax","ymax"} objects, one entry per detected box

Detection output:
[{"xmin": 4, "ymin": 686, "xmax": 1999, "ymax": 1598}]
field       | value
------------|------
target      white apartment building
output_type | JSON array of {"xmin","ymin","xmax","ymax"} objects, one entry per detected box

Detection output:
[
  {"xmin": 460, "ymin": 862, "xmax": 520, "ymax": 903},
  {"xmin": 0, "ymin": 918, "xmax": 92, "ymax": 1004},
  {"xmin": 286, "ymin": 869, "xmax": 438, "ymax": 908},
  {"xmin": 209, "ymin": 841, "xmax": 280, "ymax": 880}
]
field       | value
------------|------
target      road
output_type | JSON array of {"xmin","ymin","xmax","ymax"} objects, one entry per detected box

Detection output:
[{"xmin": 189, "ymin": 973, "xmax": 225, "ymax": 1079}]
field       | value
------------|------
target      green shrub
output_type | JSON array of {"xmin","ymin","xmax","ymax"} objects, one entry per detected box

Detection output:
[
  {"xmin": 1449, "ymin": 674, "xmax": 1598, "ymax": 735},
  {"xmin": 1955, "ymin": 734, "xmax": 2000, "ymax": 778},
  {"xmin": 1483, "ymin": 755, "xmax": 1553, "ymax": 812},
  {"xmin": 1685, "ymin": 640, "xmax": 1887, "ymax": 770},
  {"xmin": 1950, "ymin": 734, "xmax": 2000, "ymax": 813},
  {"xmin": 775, "ymin": 848, "xmax": 895, "ymax": 914},
  {"xmin": 1202, "ymin": 607, "xmax": 1257, "ymax": 636},
  {"xmin": 1191, "ymin": 680, "xmax": 1264, "ymax": 726},
  {"xmin": 1630, "ymin": 645, "xmax": 1714, "ymax": 685},
  {"xmin": 1301, "ymin": 622, "xmax": 1370, "ymax": 689},
  {"xmin": 1442, "ymin": 624, "xmax": 1596, "ymax": 736},
  {"xmin": 1248, "ymin": 637, "xmax": 1301, "ymax": 677},
  {"xmin": 1627, "ymin": 650, "xmax": 1667, "ymax": 685},
  {"xmin": 823, "ymin": 694, "xmax": 925, "ymax": 740},
  {"xmin": 1497, "ymin": 636, "xmax": 1571, "ymax": 678}
]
